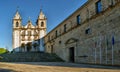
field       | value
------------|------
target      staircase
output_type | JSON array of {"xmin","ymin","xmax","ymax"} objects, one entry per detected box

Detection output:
[{"xmin": 0, "ymin": 52, "xmax": 63, "ymax": 62}]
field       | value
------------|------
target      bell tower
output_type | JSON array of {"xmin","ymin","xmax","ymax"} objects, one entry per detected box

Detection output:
[
  {"xmin": 36, "ymin": 9, "xmax": 47, "ymax": 52},
  {"xmin": 12, "ymin": 10, "xmax": 22, "ymax": 52},
  {"xmin": 36, "ymin": 9, "xmax": 47, "ymax": 39},
  {"xmin": 13, "ymin": 10, "xmax": 22, "ymax": 28}
]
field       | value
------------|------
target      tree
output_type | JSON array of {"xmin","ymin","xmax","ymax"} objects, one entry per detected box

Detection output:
[{"xmin": 0, "ymin": 48, "xmax": 9, "ymax": 54}]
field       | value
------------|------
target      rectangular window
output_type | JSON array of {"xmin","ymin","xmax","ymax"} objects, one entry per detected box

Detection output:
[
  {"xmin": 48, "ymin": 35, "xmax": 50, "ymax": 41},
  {"xmin": 76, "ymin": 15, "xmax": 81, "ymax": 24},
  {"xmin": 85, "ymin": 28, "xmax": 91, "ymax": 34},
  {"xmin": 64, "ymin": 24, "xmax": 67, "ymax": 32},
  {"xmin": 108, "ymin": 0, "xmax": 113, "ymax": 6},
  {"xmin": 59, "ymin": 41, "xmax": 61, "ymax": 44},
  {"xmin": 55, "ymin": 30, "xmax": 58, "ymax": 38},
  {"xmin": 28, "ymin": 31, "xmax": 31, "ymax": 36},
  {"xmin": 51, "ymin": 35, "xmax": 53, "ymax": 40},
  {"xmin": 96, "ymin": 0, "xmax": 102, "ymax": 14}
]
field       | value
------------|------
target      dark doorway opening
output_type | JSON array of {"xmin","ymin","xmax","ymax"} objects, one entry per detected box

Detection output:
[
  {"xmin": 26, "ymin": 42, "xmax": 32, "ymax": 52},
  {"xmin": 27, "ymin": 46, "xmax": 29, "ymax": 52},
  {"xmin": 69, "ymin": 47, "xmax": 75, "ymax": 62}
]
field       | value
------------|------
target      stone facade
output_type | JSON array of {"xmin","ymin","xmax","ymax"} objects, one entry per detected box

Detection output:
[
  {"xmin": 44, "ymin": 0, "xmax": 120, "ymax": 65},
  {"xmin": 13, "ymin": 10, "xmax": 47, "ymax": 52}
]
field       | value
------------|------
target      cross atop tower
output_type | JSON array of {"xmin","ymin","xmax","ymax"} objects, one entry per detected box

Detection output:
[{"xmin": 14, "ymin": 7, "xmax": 21, "ymax": 20}]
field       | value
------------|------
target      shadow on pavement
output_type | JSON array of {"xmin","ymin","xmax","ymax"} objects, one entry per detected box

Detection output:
[
  {"xmin": 13, "ymin": 62, "xmax": 120, "ymax": 70},
  {"xmin": 0, "ymin": 68, "xmax": 16, "ymax": 72}
]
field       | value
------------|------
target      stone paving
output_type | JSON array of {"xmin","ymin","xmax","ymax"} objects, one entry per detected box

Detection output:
[{"xmin": 0, "ymin": 62, "xmax": 120, "ymax": 72}]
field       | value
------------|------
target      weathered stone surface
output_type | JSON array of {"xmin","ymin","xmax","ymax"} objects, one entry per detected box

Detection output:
[{"xmin": 44, "ymin": 0, "xmax": 120, "ymax": 65}]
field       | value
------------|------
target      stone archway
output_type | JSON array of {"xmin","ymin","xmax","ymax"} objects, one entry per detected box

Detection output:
[
  {"xmin": 65, "ymin": 38, "xmax": 78, "ymax": 62},
  {"xmin": 65, "ymin": 38, "xmax": 78, "ymax": 45},
  {"xmin": 26, "ymin": 42, "xmax": 32, "ymax": 52}
]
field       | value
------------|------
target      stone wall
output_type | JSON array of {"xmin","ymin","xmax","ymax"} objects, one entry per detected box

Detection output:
[{"xmin": 44, "ymin": 0, "xmax": 120, "ymax": 65}]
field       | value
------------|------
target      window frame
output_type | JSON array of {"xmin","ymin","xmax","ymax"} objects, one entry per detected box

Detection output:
[
  {"xmin": 16, "ymin": 22, "xmax": 19, "ymax": 27},
  {"xmin": 64, "ymin": 24, "xmax": 67, "ymax": 33},
  {"xmin": 85, "ymin": 28, "xmax": 91, "ymax": 35},
  {"xmin": 55, "ymin": 30, "xmax": 58, "ymax": 38},
  {"xmin": 96, "ymin": 0, "xmax": 102, "ymax": 14},
  {"xmin": 41, "ymin": 22, "xmax": 44, "ymax": 27},
  {"xmin": 48, "ymin": 35, "xmax": 50, "ymax": 41},
  {"xmin": 76, "ymin": 15, "xmax": 81, "ymax": 25}
]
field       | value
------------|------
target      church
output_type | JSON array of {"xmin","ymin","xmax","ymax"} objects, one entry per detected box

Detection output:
[
  {"xmin": 12, "ymin": 0, "xmax": 120, "ymax": 66},
  {"xmin": 12, "ymin": 10, "xmax": 47, "ymax": 52}
]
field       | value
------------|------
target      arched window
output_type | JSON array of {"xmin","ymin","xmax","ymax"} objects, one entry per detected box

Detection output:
[
  {"xmin": 22, "ymin": 31, "xmax": 25, "ymax": 36},
  {"xmin": 28, "ymin": 31, "xmax": 31, "ymax": 36},
  {"xmin": 16, "ymin": 22, "xmax": 19, "ymax": 27},
  {"xmin": 41, "ymin": 22, "xmax": 44, "ymax": 27}
]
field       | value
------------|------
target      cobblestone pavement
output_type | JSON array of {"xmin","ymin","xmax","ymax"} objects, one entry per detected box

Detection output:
[{"xmin": 0, "ymin": 62, "xmax": 120, "ymax": 72}]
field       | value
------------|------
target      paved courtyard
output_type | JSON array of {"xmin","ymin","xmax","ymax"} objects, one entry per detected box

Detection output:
[{"xmin": 0, "ymin": 62, "xmax": 120, "ymax": 72}]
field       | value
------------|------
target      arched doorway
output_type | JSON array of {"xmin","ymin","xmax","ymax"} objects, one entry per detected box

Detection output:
[
  {"xmin": 65, "ymin": 38, "xmax": 78, "ymax": 62},
  {"xmin": 26, "ymin": 42, "xmax": 32, "ymax": 52}
]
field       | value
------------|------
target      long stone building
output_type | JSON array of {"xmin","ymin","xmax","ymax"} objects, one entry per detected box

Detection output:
[
  {"xmin": 44, "ymin": 0, "xmax": 120, "ymax": 65},
  {"xmin": 12, "ymin": 10, "xmax": 47, "ymax": 52}
]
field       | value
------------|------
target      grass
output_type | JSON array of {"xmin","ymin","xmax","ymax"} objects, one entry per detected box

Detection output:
[{"xmin": 0, "ymin": 48, "xmax": 7, "ymax": 54}]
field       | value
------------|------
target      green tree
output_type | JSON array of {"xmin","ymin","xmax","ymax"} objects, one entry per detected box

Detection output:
[{"xmin": 0, "ymin": 48, "xmax": 8, "ymax": 54}]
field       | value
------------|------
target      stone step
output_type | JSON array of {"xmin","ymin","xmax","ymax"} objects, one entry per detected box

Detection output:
[{"xmin": 0, "ymin": 52, "xmax": 63, "ymax": 62}]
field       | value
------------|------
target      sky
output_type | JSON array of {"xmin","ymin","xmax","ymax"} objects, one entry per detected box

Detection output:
[{"xmin": 0, "ymin": 0, "xmax": 88, "ymax": 51}]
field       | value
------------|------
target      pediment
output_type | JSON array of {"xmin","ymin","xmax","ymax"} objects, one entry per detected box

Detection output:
[
  {"xmin": 24, "ymin": 22, "xmax": 35, "ymax": 28},
  {"xmin": 65, "ymin": 38, "xmax": 78, "ymax": 44}
]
